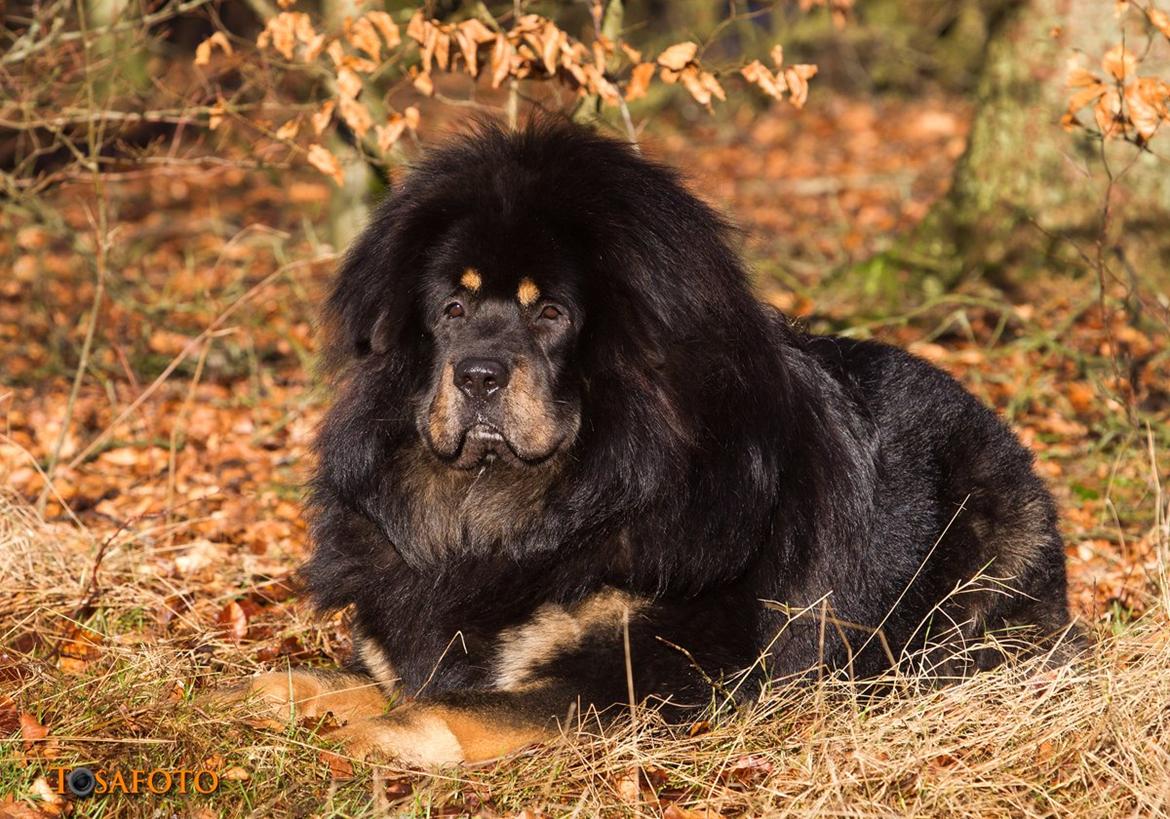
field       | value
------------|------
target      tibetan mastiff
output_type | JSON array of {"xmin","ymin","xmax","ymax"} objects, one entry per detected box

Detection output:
[{"xmin": 242, "ymin": 121, "xmax": 1075, "ymax": 766}]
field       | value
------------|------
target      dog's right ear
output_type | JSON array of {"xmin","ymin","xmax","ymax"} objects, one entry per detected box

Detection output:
[{"xmin": 320, "ymin": 196, "xmax": 420, "ymax": 370}]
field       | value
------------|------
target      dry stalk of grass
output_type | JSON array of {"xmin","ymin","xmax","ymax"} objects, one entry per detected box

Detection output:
[{"xmin": 2, "ymin": 490, "xmax": 1169, "ymax": 817}]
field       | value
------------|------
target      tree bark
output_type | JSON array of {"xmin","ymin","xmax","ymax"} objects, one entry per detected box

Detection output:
[
  {"xmin": 910, "ymin": 0, "xmax": 1170, "ymax": 287},
  {"xmin": 323, "ymin": 0, "xmax": 372, "ymax": 250}
]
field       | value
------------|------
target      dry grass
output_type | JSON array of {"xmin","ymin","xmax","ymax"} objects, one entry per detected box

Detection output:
[
  {"xmin": 2, "ymin": 484, "xmax": 1169, "ymax": 818},
  {"xmin": 3, "ymin": 43, "xmax": 1168, "ymax": 813}
]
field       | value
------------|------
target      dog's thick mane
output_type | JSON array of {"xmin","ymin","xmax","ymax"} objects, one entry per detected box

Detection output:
[{"xmin": 306, "ymin": 120, "xmax": 877, "ymax": 609}]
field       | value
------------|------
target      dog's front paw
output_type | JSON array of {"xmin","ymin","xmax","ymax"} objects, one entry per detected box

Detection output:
[
  {"xmin": 224, "ymin": 670, "xmax": 389, "ymax": 726},
  {"xmin": 331, "ymin": 702, "xmax": 551, "ymax": 766},
  {"xmin": 331, "ymin": 710, "xmax": 464, "ymax": 767}
]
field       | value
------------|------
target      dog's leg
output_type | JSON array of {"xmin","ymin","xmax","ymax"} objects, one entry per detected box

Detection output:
[
  {"xmin": 331, "ymin": 684, "xmax": 571, "ymax": 766},
  {"xmin": 236, "ymin": 670, "xmax": 390, "ymax": 724}
]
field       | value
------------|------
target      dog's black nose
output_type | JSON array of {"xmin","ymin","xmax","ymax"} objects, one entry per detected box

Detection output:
[{"xmin": 454, "ymin": 357, "xmax": 510, "ymax": 399}]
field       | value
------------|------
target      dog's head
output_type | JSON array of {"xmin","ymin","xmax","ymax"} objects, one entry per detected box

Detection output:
[
  {"xmin": 315, "ymin": 120, "xmax": 795, "ymax": 565},
  {"xmin": 320, "ymin": 119, "xmax": 767, "ymax": 476}
]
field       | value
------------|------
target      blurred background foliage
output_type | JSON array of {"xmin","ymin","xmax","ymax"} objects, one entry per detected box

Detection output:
[
  {"xmin": 4, "ymin": 0, "xmax": 1168, "ymax": 297},
  {"xmin": 3, "ymin": 7, "xmax": 1170, "ymax": 815},
  {"xmin": 1, "ymin": 1, "xmax": 1168, "ymax": 621}
]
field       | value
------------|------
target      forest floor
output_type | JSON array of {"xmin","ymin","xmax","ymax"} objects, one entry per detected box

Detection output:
[{"xmin": 2, "ymin": 90, "xmax": 1169, "ymax": 817}]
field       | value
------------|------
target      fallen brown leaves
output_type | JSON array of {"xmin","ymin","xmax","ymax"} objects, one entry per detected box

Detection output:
[
  {"xmin": 2, "ymin": 87, "xmax": 1166, "ymax": 678},
  {"xmin": 19, "ymin": 712, "xmax": 52, "ymax": 755},
  {"xmin": 1, "ymin": 78, "xmax": 1169, "ymax": 816},
  {"xmin": 659, "ymin": 96, "xmax": 971, "ymax": 271}
]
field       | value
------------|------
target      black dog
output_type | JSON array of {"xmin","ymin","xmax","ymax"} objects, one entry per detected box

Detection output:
[{"xmin": 242, "ymin": 121, "xmax": 1075, "ymax": 765}]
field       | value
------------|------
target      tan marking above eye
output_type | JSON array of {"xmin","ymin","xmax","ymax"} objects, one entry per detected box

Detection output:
[
  {"xmin": 517, "ymin": 277, "xmax": 540, "ymax": 307},
  {"xmin": 460, "ymin": 268, "xmax": 482, "ymax": 292}
]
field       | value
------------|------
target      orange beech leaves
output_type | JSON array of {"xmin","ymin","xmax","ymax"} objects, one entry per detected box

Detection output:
[
  {"xmin": 192, "ymin": 4, "xmax": 820, "ymax": 185},
  {"xmin": 1063, "ymin": 4, "xmax": 1170, "ymax": 143}
]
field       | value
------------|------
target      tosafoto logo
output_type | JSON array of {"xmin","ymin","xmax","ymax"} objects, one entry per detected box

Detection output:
[{"xmin": 50, "ymin": 766, "xmax": 220, "ymax": 797}]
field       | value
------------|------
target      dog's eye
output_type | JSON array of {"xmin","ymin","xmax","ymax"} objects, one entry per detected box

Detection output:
[
  {"xmin": 539, "ymin": 304, "xmax": 563, "ymax": 321},
  {"xmin": 444, "ymin": 302, "xmax": 465, "ymax": 319}
]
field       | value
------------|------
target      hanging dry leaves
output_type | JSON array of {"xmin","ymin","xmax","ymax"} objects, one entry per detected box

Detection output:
[
  {"xmin": 1102, "ymin": 44, "xmax": 1136, "ymax": 81},
  {"xmin": 626, "ymin": 62, "xmax": 656, "ymax": 101},
  {"xmin": 208, "ymin": 99, "xmax": 226, "ymax": 131},
  {"xmin": 375, "ymin": 106, "xmax": 420, "ymax": 153},
  {"xmin": 1149, "ymin": 7, "xmax": 1170, "ymax": 38},
  {"xmin": 784, "ymin": 64, "xmax": 818, "ymax": 109},
  {"xmin": 490, "ymin": 34, "xmax": 516, "ymax": 89},
  {"xmin": 338, "ymin": 96, "xmax": 372, "ymax": 138},
  {"xmin": 679, "ymin": 66, "xmax": 725, "ymax": 107},
  {"xmin": 742, "ymin": 60, "xmax": 788, "ymax": 100},
  {"xmin": 800, "ymin": 0, "xmax": 854, "ymax": 28},
  {"xmin": 257, "ymin": 16, "xmax": 293, "ymax": 60},
  {"xmin": 741, "ymin": 46, "xmax": 818, "ymax": 108},
  {"xmin": 275, "ymin": 119, "xmax": 299, "ymax": 140},
  {"xmin": 367, "ymin": 11, "xmax": 401, "ymax": 49},
  {"xmin": 194, "ymin": 32, "xmax": 233, "ymax": 67},
  {"xmin": 306, "ymin": 143, "xmax": 344, "ymax": 185},
  {"xmin": 311, "ymin": 100, "xmax": 335, "ymax": 135},
  {"xmin": 409, "ymin": 12, "xmax": 448, "ymax": 73},
  {"xmin": 412, "ymin": 68, "xmax": 434, "ymax": 96},
  {"xmin": 1064, "ymin": 43, "xmax": 1170, "ymax": 142},
  {"xmin": 397, "ymin": 11, "xmax": 802, "ymax": 112},
  {"xmin": 657, "ymin": 41, "xmax": 698, "ymax": 72},
  {"xmin": 303, "ymin": 32, "xmax": 326, "ymax": 62},
  {"xmin": 379, "ymin": 119, "xmax": 411, "ymax": 154},
  {"xmin": 586, "ymin": 64, "xmax": 622, "ymax": 105},
  {"xmin": 336, "ymin": 66, "xmax": 362, "ymax": 100},
  {"xmin": 517, "ymin": 14, "xmax": 565, "ymax": 75},
  {"xmin": 434, "ymin": 29, "xmax": 453, "ymax": 71},
  {"xmin": 452, "ymin": 18, "xmax": 495, "ymax": 77},
  {"xmin": 346, "ymin": 16, "xmax": 383, "ymax": 61},
  {"xmin": 1126, "ymin": 77, "xmax": 1170, "ymax": 140},
  {"xmin": 256, "ymin": 12, "xmax": 318, "ymax": 62},
  {"xmin": 238, "ymin": 4, "xmax": 819, "ymax": 180}
]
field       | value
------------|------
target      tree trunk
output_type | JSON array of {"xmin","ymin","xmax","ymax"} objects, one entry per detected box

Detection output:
[
  {"xmin": 87, "ymin": 0, "xmax": 149, "ymax": 93},
  {"xmin": 909, "ymin": 0, "xmax": 1170, "ymax": 288},
  {"xmin": 323, "ymin": 0, "xmax": 372, "ymax": 250}
]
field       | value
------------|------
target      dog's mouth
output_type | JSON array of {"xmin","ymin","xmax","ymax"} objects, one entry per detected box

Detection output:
[
  {"xmin": 459, "ymin": 423, "xmax": 509, "ymax": 465},
  {"xmin": 426, "ymin": 421, "xmax": 565, "ymax": 470},
  {"xmin": 440, "ymin": 422, "xmax": 521, "ymax": 469},
  {"xmin": 419, "ymin": 378, "xmax": 581, "ymax": 470}
]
